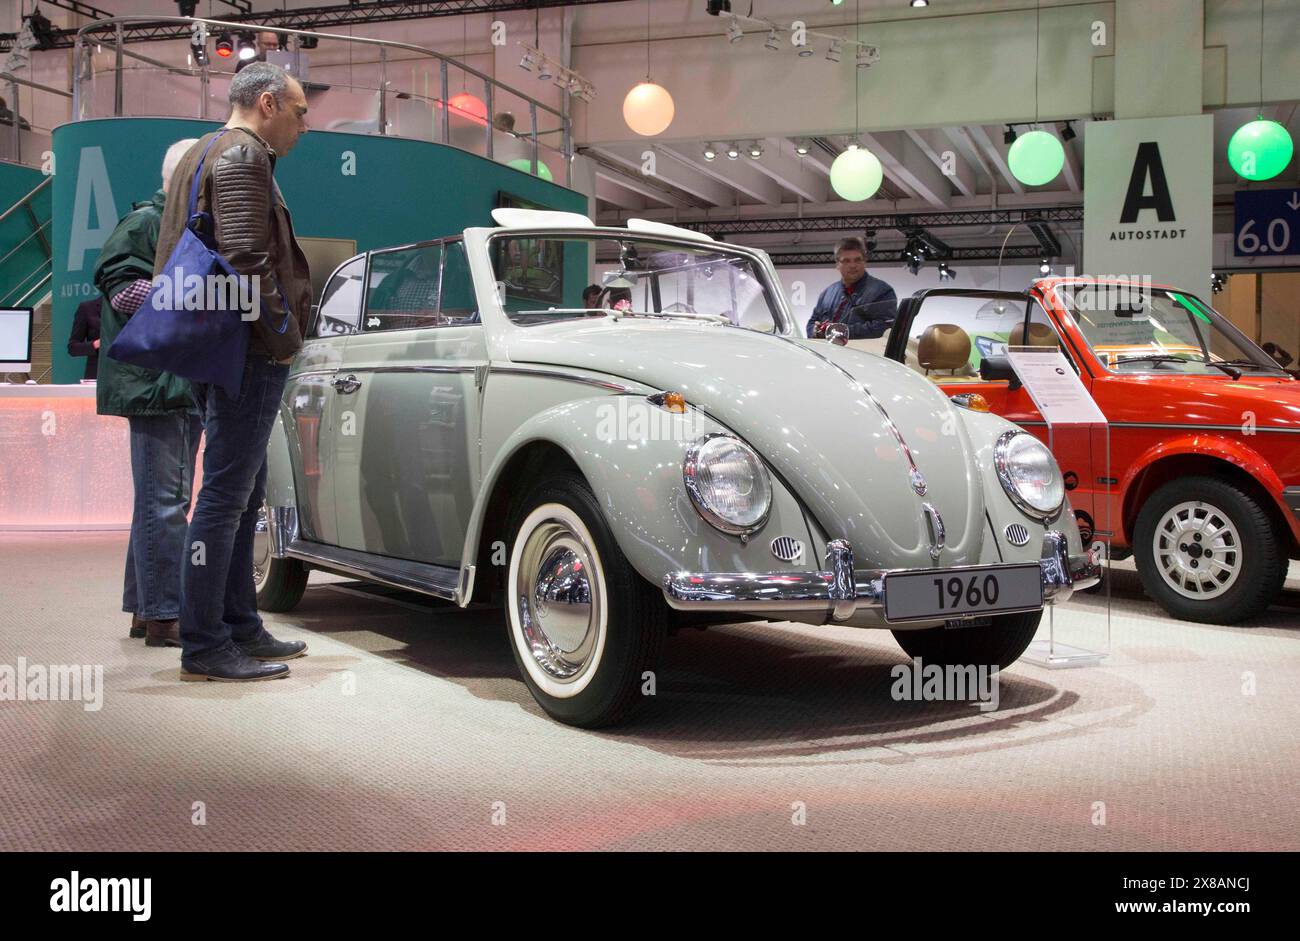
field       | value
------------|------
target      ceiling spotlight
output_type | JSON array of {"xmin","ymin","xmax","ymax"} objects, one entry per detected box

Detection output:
[
  {"xmin": 176, "ymin": 0, "xmax": 199, "ymax": 16},
  {"xmin": 856, "ymin": 44, "xmax": 879, "ymax": 69},
  {"xmin": 911, "ymin": 0, "xmax": 930, "ymax": 7},
  {"xmin": 826, "ymin": 38, "xmax": 843, "ymax": 62},
  {"xmin": 1060, "ymin": 120, "xmax": 1077, "ymax": 142},
  {"xmin": 297, "ymin": 29, "xmax": 319, "ymax": 50},
  {"xmin": 765, "ymin": 28, "xmax": 780, "ymax": 52},
  {"xmin": 703, "ymin": 143, "xmax": 718, "ymax": 161},
  {"xmin": 727, "ymin": 16, "xmax": 743, "ymax": 43},
  {"xmin": 1211, "ymin": 272, "xmax": 1225, "ymax": 294},
  {"xmin": 794, "ymin": 138, "xmax": 811, "ymax": 155},
  {"xmin": 725, "ymin": 142, "xmax": 740, "ymax": 160},
  {"xmin": 1039, "ymin": 259, "xmax": 1052, "ymax": 275},
  {"xmin": 748, "ymin": 141, "xmax": 764, "ymax": 158},
  {"xmin": 215, "ymin": 31, "xmax": 234, "ymax": 58},
  {"xmin": 1004, "ymin": 125, "xmax": 1018, "ymax": 145},
  {"xmin": 938, "ymin": 263, "xmax": 955, "ymax": 282},
  {"xmin": 706, "ymin": 0, "xmax": 732, "ymax": 13},
  {"xmin": 538, "ymin": 58, "xmax": 553, "ymax": 80},
  {"xmin": 519, "ymin": 50, "xmax": 535, "ymax": 72}
]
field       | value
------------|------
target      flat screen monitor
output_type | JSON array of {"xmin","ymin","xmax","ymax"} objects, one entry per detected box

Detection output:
[{"xmin": 0, "ymin": 307, "xmax": 33, "ymax": 374}]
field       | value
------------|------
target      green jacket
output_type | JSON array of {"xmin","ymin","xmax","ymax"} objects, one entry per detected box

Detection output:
[{"xmin": 93, "ymin": 190, "xmax": 193, "ymax": 417}]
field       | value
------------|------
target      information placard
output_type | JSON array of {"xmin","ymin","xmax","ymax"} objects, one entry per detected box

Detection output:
[{"xmin": 1005, "ymin": 348, "xmax": 1107, "ymax": 426}]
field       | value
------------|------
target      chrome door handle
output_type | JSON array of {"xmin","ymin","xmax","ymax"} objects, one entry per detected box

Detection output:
[{"xmin": 331, "ymin": 374, "xmax": 362, "ymax": 394}]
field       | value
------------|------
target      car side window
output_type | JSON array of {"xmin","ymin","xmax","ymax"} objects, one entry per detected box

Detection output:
[
  {"xmin": 313, "ymin": 256, "xmax": 366, "ymax": 338},
  {"xmin": 903, "ymin": 295, "xmax": 1064, "ymax": 383},
  {"xmin": 439, "ymin": 241, "xmax": 480, "ymax": 325},
  {"xmin": 363, "ymin": 244, "xmax": 443, "ymax": 333}
]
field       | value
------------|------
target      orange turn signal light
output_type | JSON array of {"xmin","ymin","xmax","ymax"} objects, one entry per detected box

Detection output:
[
  {"xmin": 659, "ymin": 391, "xmax": 688, "ymax": 413},
  {"xmin": 950, "ymin": 393, "xmax": 991, "ymax": 412}
]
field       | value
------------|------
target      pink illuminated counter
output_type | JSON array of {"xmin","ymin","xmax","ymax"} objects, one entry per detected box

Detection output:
[{"xmin": 0, "ymin": 384, "xmax": 138, "ymax": 530}]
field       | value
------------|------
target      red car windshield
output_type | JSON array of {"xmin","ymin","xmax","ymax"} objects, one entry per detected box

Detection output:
[{"xmin": 1054, "ymin": 285, "xmax": 1284, "ymax": 375}]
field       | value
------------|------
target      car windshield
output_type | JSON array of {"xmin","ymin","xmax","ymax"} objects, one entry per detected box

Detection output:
[
  {"xmin": 488, "ymin": 233, "xmax": 786, "ymax": 333},
  {"xmin": 1055, "ymin": 284, "xmax": 1284, "ymax": 375}
]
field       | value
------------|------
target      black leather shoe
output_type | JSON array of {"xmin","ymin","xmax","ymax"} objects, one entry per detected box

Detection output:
[
  {"xmin": 180, "ymin": 643, "xmax": 290, "ymax": 682},
  {"xmin": 236, "ymin": 630, "xmax": 308, "ymax": 662},
  {"xmin": 129, "ymin": 614, "xmax": 145, "ymax": 639}
]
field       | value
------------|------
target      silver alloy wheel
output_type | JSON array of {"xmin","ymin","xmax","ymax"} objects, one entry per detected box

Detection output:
[
  {"xmin": 512, "ymin": 509, "xmax": 604, "ymax": 689},
  {"xmin": 252, "ymin": 503, "xmax": 272, "ymax": 592},
  {"xmin": 1152, "ymin": 500, "xmax": 1242, "ymax": 600}
]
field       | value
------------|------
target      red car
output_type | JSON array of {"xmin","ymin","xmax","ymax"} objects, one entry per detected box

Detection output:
[{"xmin": 884, "ymin": 278, "xmax": 1299, "ymax": 624}]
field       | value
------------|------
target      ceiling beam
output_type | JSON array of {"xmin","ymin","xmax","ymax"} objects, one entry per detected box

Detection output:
[
  {"xmin": 860, "ymin": 130, "xmax": 952, "ymax": 209},
  {"xmin": 966, "ymin": 124, "xmax": 1025, "ymax": 196},
  {"xmin": 906, "ymin": 127, "xmax": 978, "ymax": 199},
  {"xmin": 589, "ymin": 144, "xmax": 733, "ymax": 207},
  {"xmin": 657, "ymin": 144, "xmax": 784, "ymax": 206},
  {"xmin": 746, "ymin": 139, "xmax": 828, "ymax": 203},
  {"xmin": 595, "ymin": 175, "xmax": 647, "ymax": 212}
]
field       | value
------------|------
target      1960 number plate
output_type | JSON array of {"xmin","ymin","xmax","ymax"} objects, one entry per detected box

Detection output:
[{"xmin": 883, "ymin": 563, "xmax": 1043, "ymax": 622}]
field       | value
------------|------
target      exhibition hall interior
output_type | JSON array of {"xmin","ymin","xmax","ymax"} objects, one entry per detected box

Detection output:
[{"xmin": 1, "ymin": 0, "xmax": 1298, "ymax": 857}]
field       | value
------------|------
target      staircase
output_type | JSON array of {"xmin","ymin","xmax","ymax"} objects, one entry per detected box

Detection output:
[{"xmin": 0, "ymin": 169, "xmax": 53, "ymax": 382}]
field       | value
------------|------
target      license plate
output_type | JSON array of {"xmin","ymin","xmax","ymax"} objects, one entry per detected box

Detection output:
[{"xmin": 883, "ymin": 563, "xmax": 1043, "ymax": 622}]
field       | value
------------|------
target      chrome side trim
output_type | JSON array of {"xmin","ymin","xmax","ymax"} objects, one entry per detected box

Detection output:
[
  {"xmin": 286, "ymin": 539, "xmax": 461, "ymax": 602},
  {"xmin": 1109, "ymin": 422, "xmax": 1300, "ymax": 435},
  {"xmin": 339, "ymin": 364, "xmax": 479, "ymax": 375},
  {"xmin": 490, "ymin": 365, "xmax": 637, "ymax": 393}
]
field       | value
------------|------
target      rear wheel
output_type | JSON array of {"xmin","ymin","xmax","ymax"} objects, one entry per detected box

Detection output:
[
  {"xmin": 506, "ymin": 472, "xmax": 667, "ymax": 728},
  {"xmin": 892, "ymin": 610, "xmax": 1042, "ymax": 670},
  {"xmin": 1133, "ymin": 477, "xmax": 1285, "ymax": 624},
  {"xmin": 253, "ymin": 504, "xmax": 308, "ymax": 612}
]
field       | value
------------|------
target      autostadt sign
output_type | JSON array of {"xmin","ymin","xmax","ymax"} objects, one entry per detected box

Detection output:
[{"xmin": 1233, "ymin": 188, "xmax": 1300, "ymax": 257}]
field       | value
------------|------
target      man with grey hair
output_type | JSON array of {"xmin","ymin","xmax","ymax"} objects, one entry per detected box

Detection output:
[
  {"xmin": 155, "ymin": 61, "xmax": 312, "ymax": 682},
  {"xmin": 92, "ymin": 138, "xmax": 203, "ymax": 649},
  {"xmin": 806, "ymin": 236, "xmax": 897, "ymax": 340}
]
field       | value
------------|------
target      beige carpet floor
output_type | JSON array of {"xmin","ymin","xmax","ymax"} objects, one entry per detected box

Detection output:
[{"xmin": 1, "ymin": 531, "xmax": 1297, "ymax": 851}]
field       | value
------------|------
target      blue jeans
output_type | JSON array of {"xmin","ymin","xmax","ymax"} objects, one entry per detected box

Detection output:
[
  {"xmin": 122, "ymin": 411, "xmax": 204, "ymax": 621},
  {"xmin": 180, "ymin": 356, "xmax": 290, "ymax": 660}
]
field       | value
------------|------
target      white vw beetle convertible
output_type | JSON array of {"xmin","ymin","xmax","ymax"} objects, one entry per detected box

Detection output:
[{"xmin": 254, "ymin": 210, "xmax": 1100, "ymax": 726}]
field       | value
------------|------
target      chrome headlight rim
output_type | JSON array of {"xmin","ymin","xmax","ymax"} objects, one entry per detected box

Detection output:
[
  {"xmin": 683, "ymin": 432, "xmax": 773, "ymax": 537},
  {"xmin": 994, "ymin": 430, "xmax": 1065, "ymax": 521}
]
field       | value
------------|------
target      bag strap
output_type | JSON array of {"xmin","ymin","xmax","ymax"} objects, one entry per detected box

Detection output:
[{"xmin": 187, "ymin": 128, "xmax": 230, "ymax": 219}]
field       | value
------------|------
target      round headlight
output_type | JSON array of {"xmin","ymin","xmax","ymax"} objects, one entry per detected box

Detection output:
[
  {"xmin": 683, "ymin": 434, "xmax": 772, "ymax": 535},
  {"xmin": 994, "ymin": 431, "xmax": 1065, "ymax": 519}
]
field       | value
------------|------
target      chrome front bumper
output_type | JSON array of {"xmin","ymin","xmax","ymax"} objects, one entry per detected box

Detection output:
[{"xmin": 662, "ymin": 530, "xmax": 1102, "ymax": 622}]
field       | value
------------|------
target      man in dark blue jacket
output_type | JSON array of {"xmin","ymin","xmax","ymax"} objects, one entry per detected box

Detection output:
[{"xmin": 806, "ymin": 237, "xmax": 897, "ymax": 340}]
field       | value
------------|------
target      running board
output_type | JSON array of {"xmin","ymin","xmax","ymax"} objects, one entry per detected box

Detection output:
[{"xmin": 286, "ymin": 539, "xmax": 468, "ymax": 605}]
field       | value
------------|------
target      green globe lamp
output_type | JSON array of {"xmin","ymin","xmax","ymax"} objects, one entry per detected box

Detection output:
[
  {"xmin": 1008, "ymin": 130, "xmax": 1065, "ymax": 186},
  {"xmin": 1228, "ymin": 119, "xmax": 1294, "ymax": 181},
  {"xmin": 830, "ymin": 144, "xmax": 883, "ymax": 201},
  {"xmin": 507, "ymin": 158, "xmax": 554, "ymax": 182}
]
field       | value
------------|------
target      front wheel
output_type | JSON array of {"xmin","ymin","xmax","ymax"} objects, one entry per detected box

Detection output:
[
  {"xmin": 1133, "ymin": 477, "xmax": 1286, "ymax": 624},
  {"xmin": 506, "ymin": 472, "xmax": 667, "ymax": 728},
  {"xmin": 892, "ymin": 610, "xmax": 1042, "ymax": 670},
  {"xmin": 253, "ymin": 504, "xmax": 308, "ymax": 612}
]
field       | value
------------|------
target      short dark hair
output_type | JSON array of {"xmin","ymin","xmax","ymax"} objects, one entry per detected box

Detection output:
[
  {"xmin": 229, "ymin": 62, "xmax": 291, "ymax": 109},
  {"xmin": 835, "ymin": 237, "xmax": 867, "ymax": 260}
]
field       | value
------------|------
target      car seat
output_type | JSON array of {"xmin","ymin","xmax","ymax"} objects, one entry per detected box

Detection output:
[
  {"xmin": 1008, "ymin": 321, "xmax": 1060, "ymax": 348},
  {"xmin": 916, "ymin": 323, "xmax": 977, "ymax": 379}
]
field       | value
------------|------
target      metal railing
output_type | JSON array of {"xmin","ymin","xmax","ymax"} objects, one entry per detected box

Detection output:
[
  {"xmin": 0, "ymin": 175, "xmax": 53, "ymax": 309},
  {"xmin": 72, "ymin": 15, "xmax": 572, "ymax": 185},
  {"xmin": 0, "ymin": 72, "xmax": 69, "ymax": 168}
]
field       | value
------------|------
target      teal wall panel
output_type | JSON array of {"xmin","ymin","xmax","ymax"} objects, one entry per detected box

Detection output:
[{"xmin": 49, "ymin": 118, "xmax": 585, "ymax": 384}]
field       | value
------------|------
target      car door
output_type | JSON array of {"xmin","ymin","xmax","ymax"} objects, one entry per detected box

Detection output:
[
  {"xmin": 283, "ymin": 254, "xmax": 365, "ymax": 545},
  {"xmin": 332, "ymin": 238, "xmax": 486, "ymax": 566},
  {"xmin": 886, "ymin": 288, "xmax": 1096, "ymax": 524}
]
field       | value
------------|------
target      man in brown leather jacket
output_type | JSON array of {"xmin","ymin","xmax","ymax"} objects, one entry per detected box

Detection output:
[{"xmin": 158, "ymin": 62, "xmax": 312, "ymax": 682}]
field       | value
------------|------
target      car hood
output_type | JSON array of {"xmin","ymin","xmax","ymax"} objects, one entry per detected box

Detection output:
[
  {"xmin": 506, "ymin": 319, "xmax": 987, "ymax": 569},
  {"xmin": 1097, "ymin": 373, "xmax": 1300, "ymax": 429}
]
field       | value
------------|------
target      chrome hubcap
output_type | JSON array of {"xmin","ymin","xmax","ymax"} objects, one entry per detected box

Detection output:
[
  {"xmin": 1153, "ymin": 501, "xmax": 1242, "ymax": 600},
  {"xmin": 515, "ymin": 520, "xmax": 600, "ymax": 682},
  {"xmin": 252, "ymin": 504, "xmax": 271, "ymax": 589}
]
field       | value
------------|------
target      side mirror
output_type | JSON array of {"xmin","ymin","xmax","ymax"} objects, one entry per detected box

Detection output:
[
  {"xmin": 824, "ymin": 323, "xmax": 849, "ymax": 346},
  {"xmin": 979, "ymin": 355, "xmax": 1022, "ymax": 390}
]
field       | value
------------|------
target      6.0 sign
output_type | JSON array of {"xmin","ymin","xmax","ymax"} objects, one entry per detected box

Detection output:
[{"xmin": 1234, "ymin": 188, "xmax": 1299, "ymax": 256}]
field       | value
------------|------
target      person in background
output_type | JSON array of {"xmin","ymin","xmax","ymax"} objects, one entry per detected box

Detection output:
[
  {"xmin": 235, "ymin": 31, "xmax": 282, "ymax": 73},
  {"xmin": 582, "ymin": 284, "xmax": 603, "ymax": 309},
  {"xmin": 158, "ymin": 63, "xmax": 312, "ymax": 683},
  {"xmin": 0, "ymin": 95, "xmax": 32, "ymax": 130},
  {"xmin": 93, "ymin": 138, "xmax": 203, "ymax": 648},
  {"xmin": 806, "ymin": 236, "xmax": 897, "ymax": 340},
  {"xmin": 67, "ymin": 296, "xmax": 101, "ymax": 381}
]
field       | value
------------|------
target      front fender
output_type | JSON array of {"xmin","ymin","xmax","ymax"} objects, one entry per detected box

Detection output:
[
  {"xmin": 1120, "ymin": 434, "xmax": 1294, "ymax": 543},
  {"xmin": 464, "ymin": 395, "xmax": 818, "ymax": 589},
  {"xmin": 265, "ymin": 412, "xmax": 296, "ymax": 518}
]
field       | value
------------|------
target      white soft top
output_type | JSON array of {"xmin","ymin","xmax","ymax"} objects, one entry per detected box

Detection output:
[{"xmin": 489, "ymin": 209, "xmax": 715, "ymax": 243}]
